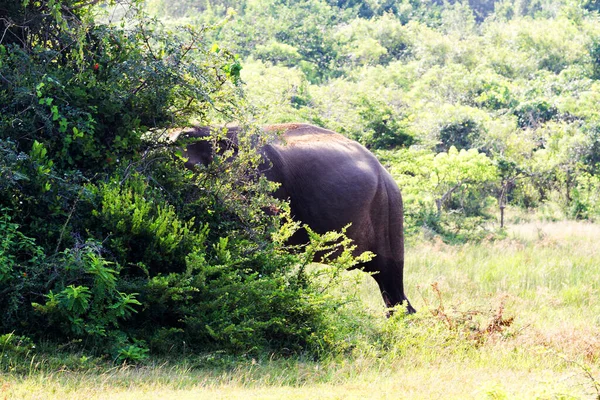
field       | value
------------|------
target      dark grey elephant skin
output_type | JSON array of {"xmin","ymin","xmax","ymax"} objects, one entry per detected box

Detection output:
[{"xmin": 177, "ymin": 123, "xmax": 414, "ymax": 314}]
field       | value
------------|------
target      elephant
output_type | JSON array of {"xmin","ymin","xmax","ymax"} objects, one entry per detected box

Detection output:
[{"xmin": 174, "ymin": 123, "xmax": 415, "ymax": 314}]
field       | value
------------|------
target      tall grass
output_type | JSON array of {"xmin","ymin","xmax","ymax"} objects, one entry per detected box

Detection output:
[
  {"xmin": 2, "ymin": 221, "xmax": 600, "ymax": 399},
  {"xmin": 407, "ymin": 221, "xmax": 600, "ymax": 344}
]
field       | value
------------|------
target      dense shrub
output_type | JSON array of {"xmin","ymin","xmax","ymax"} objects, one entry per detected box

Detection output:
[
  {"xmin": 335, "ymin": 15, "xmax": 412, "ymax": 67},
  {"xmin": 437, "ymin": 118, "xmax": 482, "ymax": 152},
  {"xmin": 353, "ymin": 96, "xmax": 414, "ymax": 149},
  {"xmin": 378, "ymin": 147, "xmax": 498, "ymax": 241},
  {"xmin": 512, "ymin": 99, "xmax": 558, "ymax": 129},
  {"xmin": 0, "ymin": 0, "xmax": 371, "ymax": 360}
]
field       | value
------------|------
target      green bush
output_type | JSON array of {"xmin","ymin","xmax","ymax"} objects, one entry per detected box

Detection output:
[
  {"xmin": 0, "ymin": 0, "xmax": 375, "ymax": 361},
  {"xmin": 437, "ymin": 118, "xmax": 482, "ymax": 152},
  {"xmin": 568, "ymin": 172, "xmax": 600, "ymax": 220},
  {"xmin": 30, "ymin": 242, "xmax": 142, "ymax": 352},
  {"xmin": 378, "ymin": 147, "xmax": 499, "ymax": 241},
  {"xmin": 86, "ymin": 175, "xmax": 203, "ymax": 276},
  {"xmin": 334, "ymin": 14, "xmax": 412, "ymax": 67},
  {"xmin": 0, "ymin": 209, "xmax": 46, "ymax": 329},
  {"xmin": 255, "ymin": 41, "xmax": 304, "ymax": 66},
  {"xmin": 512, "ymin": 99, "xmax": 557, "ymax": 129},
  {"xmin": 351, "ymin": 95, "xmax": 414, "ymax": 149}
]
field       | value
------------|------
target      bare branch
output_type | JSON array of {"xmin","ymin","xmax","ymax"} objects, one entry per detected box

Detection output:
[{"xmin": 68, "ymin": 0, "xmax": 103, "ymax": 10}]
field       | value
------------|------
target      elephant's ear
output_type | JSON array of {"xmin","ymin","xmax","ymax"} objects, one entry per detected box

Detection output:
[{"xmin": 167, "ymin": 129, "xmax": 184, "ymax": 142}]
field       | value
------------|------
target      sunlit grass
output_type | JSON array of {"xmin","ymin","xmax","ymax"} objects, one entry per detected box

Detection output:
[
  {"xmin": 2, "ymin": 353, "xmax": 596, "ymax": 399},
  {"xmin": 3, "ymin": 220, "xmax": 600, "ymax": 399},
  {"xmin": 405, "ymin": 221, "xmax": 600, "ymax": 358}
]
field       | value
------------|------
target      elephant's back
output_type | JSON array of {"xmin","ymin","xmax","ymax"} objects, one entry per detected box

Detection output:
[
  {"xmin": 265, "ymin": 124, "xmax": 374, "ymax": 164},
  {"xmin": 261, "ymin": 125, "xmax": 391, "ymax": 235}
]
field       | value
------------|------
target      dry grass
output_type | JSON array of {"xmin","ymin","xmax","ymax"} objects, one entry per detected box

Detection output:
[
  {"xmin": 508, "ymin": 220, "xmax": 600, "ymax": 243},
  {"xmin": 1, "ymin": 357, "xmax": 596, "ymax": 399}
]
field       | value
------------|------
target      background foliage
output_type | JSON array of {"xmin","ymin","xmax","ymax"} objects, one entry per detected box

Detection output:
[{"xmin": 149, "ymin": 0, "xmax": 600, "ymax": 238}]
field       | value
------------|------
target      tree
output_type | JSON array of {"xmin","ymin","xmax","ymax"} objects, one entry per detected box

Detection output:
[{"xmin": 431, "ymin": 146, "xmax": 498, "ymax": 216}]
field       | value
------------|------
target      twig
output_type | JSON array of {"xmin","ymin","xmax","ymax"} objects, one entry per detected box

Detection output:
[
  {"xmin": 139, "ymin": 24, "xmax": 158, "ymax": 61},
  {"xmin": 131, "ymin": 79, "xmax": 148, "ymax": 95},
  {"xmin": 0, "ymin": 19, "xmax": 12, "ymax": 44},
  {"xmin": 0, "ymin": 71, "xmax": 12, "ymax": 86},
  {"xmin": 555, "ymin": 352, "xmax": 600, "ymax": 399},
  {"xmin": 54, "ymin": 184, "xmax": 86, "ymax": 254},
  {"xmin": 67, "ymin": 0, "xmax": 103, "ymax": 11}
]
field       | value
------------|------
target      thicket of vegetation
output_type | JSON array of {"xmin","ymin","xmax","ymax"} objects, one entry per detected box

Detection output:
[
  {"xmin": 3, "ymin": 0, "xmax": 600, "ymax": 363},
  {"xmin": 0, "ymin": 0, "xmax": 376, "ymax": 362}
]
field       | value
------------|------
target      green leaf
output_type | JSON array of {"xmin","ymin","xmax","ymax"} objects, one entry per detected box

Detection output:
[
  {"xmin": 59, "ymin": 118, "xmax": 68, "ymax": 133},
  {"xmin": 51, "ymin": 105, "xmax": 59, "ymax": 121}
]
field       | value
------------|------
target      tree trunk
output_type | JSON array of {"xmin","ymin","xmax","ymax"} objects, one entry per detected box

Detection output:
[
  {"xmin": 437, "ymin": 181, "xmax": 463, "ymax": 217},
  {"xmin": 499, "ymin": 180, "xmax": 507, "ymax": 228}
]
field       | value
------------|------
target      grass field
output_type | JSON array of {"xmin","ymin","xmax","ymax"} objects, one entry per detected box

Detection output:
[{"xmin": 2, "ymin": 221, "xmax": 600, "ymax": 399}]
